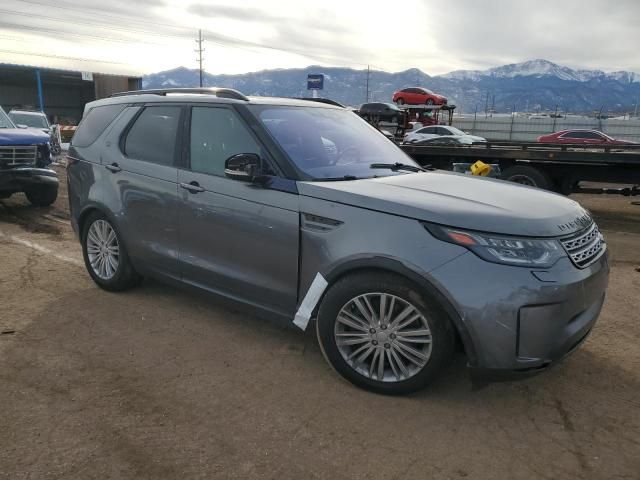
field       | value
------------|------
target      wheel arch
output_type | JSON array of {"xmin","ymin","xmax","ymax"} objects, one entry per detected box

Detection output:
[{"xmin": 317, "ymin": 257, "xmax": 478, "ymax": 366}]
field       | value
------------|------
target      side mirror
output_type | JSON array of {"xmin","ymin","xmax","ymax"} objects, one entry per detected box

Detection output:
[
  {"xmin": 16, "ymin": 124, "xmax": 28, "ymax": 129},
  {"xmin": 224, "ymin": 153, "xmax": 263, "ymax": 182}
]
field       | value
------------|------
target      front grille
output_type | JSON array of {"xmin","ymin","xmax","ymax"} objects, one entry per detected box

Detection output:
[
  {"xmin": 0, "ymin": 145, "xmax": 37, "ymax": 168},
  {"xmin": 560, "ymin": 222, "xmax": 606, "ymax": 268}
]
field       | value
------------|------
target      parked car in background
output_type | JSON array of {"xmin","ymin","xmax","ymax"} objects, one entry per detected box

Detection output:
[
  {"xmin": 357, "ymin": 102, "xmax": 402, "ymax": 123},
  {"xmin": 8, "ymin": 109, "xmax": 51, "ymax": 134},
  {"xmin": 393, "ymin": 87, "xmax": 447, "ymax": 106},
  {"xmin": 0, "ymin": 106, "xmax": 57, "ymax": 205},
  {"xmin": 403, "ymin": 125, "xmax": 486, "ymax": 144},
  {"xmin": 68, "ymin": 88, "xmax": 608, "ymax": 395},
  {"xmin": 537, "ymin": 129, "xmax": 636, "ymax": 145},
  {"xmin": 413, "ymin": 136, "xmax": 479, "ymax": 146}
]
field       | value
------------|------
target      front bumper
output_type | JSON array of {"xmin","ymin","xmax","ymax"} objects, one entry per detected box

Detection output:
[
  {"xmin": 0, "ymin": 167, "xmax": 58, "ymax": 193},
  {"xmin": 428, "ymin": 249, "xmax": 609, "ymax": 372}
]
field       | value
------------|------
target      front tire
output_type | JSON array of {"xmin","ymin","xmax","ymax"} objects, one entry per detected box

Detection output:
[
  {"xmin": 81, "ymin": 212, "xmax": 142, "ymax": 291},
  {"xmin": 316, "ymin": 272, "xmax": 455, "ymax": 395},
  {"xmin": 25, "ymin": 184, "xmax": 58, "ymax": 207}
]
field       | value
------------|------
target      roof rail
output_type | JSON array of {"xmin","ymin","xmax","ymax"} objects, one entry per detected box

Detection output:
[{"xmin": 109, "ymin": 87, "xmax": 249, "ymax": 101}]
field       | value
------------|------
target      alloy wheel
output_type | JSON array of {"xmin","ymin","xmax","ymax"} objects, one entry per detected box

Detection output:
[
  {"xmin": 334, "ymin": 293, "xmax": 432, "ymax": 382},
  {"xmin": 86, "ymin": 219, "xmax": 120, "ymax": 280}
]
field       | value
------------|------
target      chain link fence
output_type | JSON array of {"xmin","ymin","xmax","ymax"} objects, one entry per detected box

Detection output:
[{"xmin": 452, "ymin": 115, "xmax": 640, "ymax": 142}]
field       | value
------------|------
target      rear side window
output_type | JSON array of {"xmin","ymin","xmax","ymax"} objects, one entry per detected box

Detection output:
[
  {"xmin": 124, "ymin": 106, "xmax": 181, "ymax": 166},
  {"xmin": 189, "ymin": 107, "xmax": 261, "ymax": 176},
  {"xmin": 72, "ymin": 104, "xmax": 126, "ymax": 147}
]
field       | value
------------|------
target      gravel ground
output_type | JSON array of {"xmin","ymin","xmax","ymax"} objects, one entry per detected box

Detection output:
[{"xmin": 0, "ymin": 166, "xmax": 639, "ymax": 480}]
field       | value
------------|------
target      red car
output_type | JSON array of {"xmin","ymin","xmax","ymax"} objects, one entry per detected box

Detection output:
[
  {"xmin": 392, "ymin": 87, "xmax": 447, "ymax": 106},
  {"xmin": 537, "ymin": 129, "xmax": 636, "ymax": 145}
]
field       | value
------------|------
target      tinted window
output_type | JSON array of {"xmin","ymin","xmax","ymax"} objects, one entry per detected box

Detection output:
[
  {"xmin": 72, "ymin": 104, "xmax": 126, "ymax": 147},
  {"xmin": 417, "ymin": 127, "xmax": 437, "ymax": 134},
  {"xmin": 563, "ymin": 131, "xmax": 602, "ymax": 140},
  {"xmin": 124, "ymin": 106, "xmax": 181, "ymax": 166},
  {"xmin": 190, "ymin": 107, "xmax": 261, "ymax": 176},
  {"xmin": 583, "ymin": 131, "xmax": 604, "ymax": 139}
]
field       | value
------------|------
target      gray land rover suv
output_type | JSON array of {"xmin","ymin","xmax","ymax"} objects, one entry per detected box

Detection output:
[{"xmin": 67, "ymin": 88, "xmax": 609, "ymax": 394}]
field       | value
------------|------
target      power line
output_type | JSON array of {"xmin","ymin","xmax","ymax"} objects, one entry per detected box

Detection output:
[
  {"xmin": 0, "ymin": 18, "xmax": 176, "ymax": 46},
  {"xmin": 0, "ymin": 48, "xmax": 127, "ymax": 65},
  {"xmin": 6, "ymin": 0, "xmax": 384, "ymax": 69}
]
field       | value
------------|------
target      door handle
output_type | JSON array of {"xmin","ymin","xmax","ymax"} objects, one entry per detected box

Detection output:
[
  {"xmin": 180, "ymin": 181, "xmax": 205, "ymax": 193},
  {"xmin": 105, "ymin": 163, "xmax": 121, "ymax": 173}
]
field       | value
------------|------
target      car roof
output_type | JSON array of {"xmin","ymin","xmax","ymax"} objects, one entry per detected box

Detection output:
[
  {"xmin": 84, "ymin": 88, "xmax": 343, "ymax": 114},
  {"xmin": 557, "ymin": 129, "xmax": 604, "ymax": 134},
  {"xmin": 9, "ymin": 109, "xmax": 46, "ymax": 116}
]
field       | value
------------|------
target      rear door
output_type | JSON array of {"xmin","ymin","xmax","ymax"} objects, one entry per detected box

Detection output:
[
  {"xmin": 177, "ymin": 104, "xmax": 300, "ymax": 317},
  {"xmin": 100, "ymin": 104, "xmax": 183, "ymax": 278}
]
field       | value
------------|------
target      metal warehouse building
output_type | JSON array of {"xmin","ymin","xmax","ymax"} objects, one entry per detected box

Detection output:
[{"xmin": 0, "ymin": 64, "xmax": 141, "ymax": 125}]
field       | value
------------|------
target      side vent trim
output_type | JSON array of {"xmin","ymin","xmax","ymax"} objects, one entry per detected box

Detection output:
[{"xmin": 301, "ymin": 213, "xmax": 343, "ymax": 233}]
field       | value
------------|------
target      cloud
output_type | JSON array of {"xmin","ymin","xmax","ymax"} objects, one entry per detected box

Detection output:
[
  {"xmin": 428, "ymin": 0, "xmax": 640, "ymax": 72},
  {"xmin": 1, "ymin": 0, "xmax": 638, "ymax": 75}
]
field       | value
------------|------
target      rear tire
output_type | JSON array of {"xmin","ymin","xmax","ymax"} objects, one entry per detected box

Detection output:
[
  {"xmin": 25, "ymin": 184, "xmax": 58, "ymax": 207},
  {"xmin": 81, "ymin": 211, "xmax": 142, "ymax": 291},
  {"xmin": 426, "ymin": 99, "xmax": 435, "ymax": 105},
  {"xmin": 396, "ymin": 98, "xmax": 405, "ymax": 105},
  {"xmin": 501, "ymin": 165, "xmax": 553, "ymax": 190},
  {"xmin": 316, "ymin": 272, "xmax": 455, "ymax": 395}
]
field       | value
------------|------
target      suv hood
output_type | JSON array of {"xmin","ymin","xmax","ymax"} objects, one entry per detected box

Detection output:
[
  {"xmin": 0, "ymin": 128, "xmax": 49, "ymax": 146},
  {"xmin": 298, "ymin": 171, "xmax": 591, "ymax": 237}
]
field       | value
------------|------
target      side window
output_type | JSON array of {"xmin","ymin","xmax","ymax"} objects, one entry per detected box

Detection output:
[
  {"xmin": 72, "ymin": 104, "xmax": 126, "ymax": 147},
  {"xmin": 124, "ymin": 106, "xmax": 181, "ymax": 166},
  {"xmin": 437, "ymin": 127, "xmax": 452, "ymax": 135},
  {"xmin": 584, "ymin": 131, "xmax": 604, "ymax": 139},
  {"xmin": 419, "ymin": 127, "xmax": 436, "ymax": 134},
  {"xmin": 190, "ymin": 107, "xmax": 261, "ymax": 176}
]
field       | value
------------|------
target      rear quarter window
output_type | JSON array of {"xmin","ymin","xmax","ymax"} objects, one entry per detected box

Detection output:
[{"xmin": 72, "ymin": 104, "xmax": 126, "ymax": 148}]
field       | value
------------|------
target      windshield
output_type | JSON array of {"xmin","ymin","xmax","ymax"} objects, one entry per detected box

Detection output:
[
  {"xmin": 0, "ymin": 108, "xmax": 15, "ymax": 128},
  {"xmin": 9, "ymin": 112, "xmax": 48, "ymax": 129},
  {"xmin": 251, "ymin": 105, "xmax": 421, "ymax": 180}
]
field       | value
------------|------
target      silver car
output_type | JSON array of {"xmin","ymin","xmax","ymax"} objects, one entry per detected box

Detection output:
[
  {"xmin": 403, "ymin": 125, "xmax": 486, "ymax": 144},
  {"xmin": 67, "ymin": 88, "xmax": 609, "ymax": 394}
]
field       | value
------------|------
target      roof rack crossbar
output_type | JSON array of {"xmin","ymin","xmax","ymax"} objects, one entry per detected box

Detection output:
[{"xmin": 109, "ymin": 87, "xmax": 249, "ymax": 101}]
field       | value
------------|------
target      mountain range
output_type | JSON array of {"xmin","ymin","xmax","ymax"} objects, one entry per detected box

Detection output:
[{"xmin": 142, "ymin": 59, "xmax": 640, "ymax": 114}]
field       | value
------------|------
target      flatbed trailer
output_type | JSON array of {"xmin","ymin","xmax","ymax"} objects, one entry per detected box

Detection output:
[{"xmin": 400, "ymin": 141, "xmax": 640, "ymax": 195}]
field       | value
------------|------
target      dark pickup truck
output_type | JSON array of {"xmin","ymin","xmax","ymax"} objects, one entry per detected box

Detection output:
[{"xmin": 0, "ymin": 106, "xmax": 58, "ymax": 206}]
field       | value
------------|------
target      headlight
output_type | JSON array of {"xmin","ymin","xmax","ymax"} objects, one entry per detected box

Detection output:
[{"xmin": 424, "ymin": 223, "xmax": 565, "ymax": 268}]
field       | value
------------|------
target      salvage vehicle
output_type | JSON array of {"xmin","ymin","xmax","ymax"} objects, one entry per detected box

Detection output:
[
  {"xmin": 403, "ymin": 125, "xmax": 486, "ymax": 144},
  {"xmin": 8, "ymin": 109, "xmax": 51, "ymax": 134},
  {"xmin": 393, "ymin": 87, "xmax": 447, "ymax": 106},
  {"xmin": 67, "ymin": 88, "xmax": 609, "ymax": 394},
  {"xmin": 0, "ymin": 106, "xmax": 57, "ymax": 206}
]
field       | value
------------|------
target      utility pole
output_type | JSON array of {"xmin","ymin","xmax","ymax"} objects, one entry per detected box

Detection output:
[
  {"xmin": 195, "ymin": 29, "xmax": 205, "ymax": 87},
  {"xmin": 365, "ymin": 65, "xmax": 370, "ymax": 102},
  {"xmin": 634, "ymin": 96, "xmax": 639, "ymax": 117}
]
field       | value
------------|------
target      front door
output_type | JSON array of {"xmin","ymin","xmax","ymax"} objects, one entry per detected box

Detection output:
[{"xmin": 178, "ymin": 105, "xmax": 299, "ymax": 317}]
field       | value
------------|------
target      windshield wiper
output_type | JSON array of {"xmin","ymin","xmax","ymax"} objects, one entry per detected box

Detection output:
[
  {"xmin": 311, "ymin": 175, "xmax": 359, "ymax": 182},
  {"xmin": 370, "ymin": 162, "xmax": 426, "ymax": 173}
]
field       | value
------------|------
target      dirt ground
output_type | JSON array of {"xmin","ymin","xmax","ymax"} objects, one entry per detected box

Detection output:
[{"xmin": 1, "ymin": 165, "xmax": 639, "ymax": 480}]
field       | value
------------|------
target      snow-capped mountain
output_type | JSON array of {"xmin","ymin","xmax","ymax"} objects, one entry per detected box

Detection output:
[
  {"xmin": 142, "ymin": 59, "xmax": 640, "ymax": 113},
  {"xmin": 441, "ymin": 59, "xmax": 636, "ymax": 83}
]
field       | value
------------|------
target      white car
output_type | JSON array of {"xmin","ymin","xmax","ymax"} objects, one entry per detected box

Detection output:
[{"xmin": 403, "ymin": 125, "xmax": 486, "ymax": 144}]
